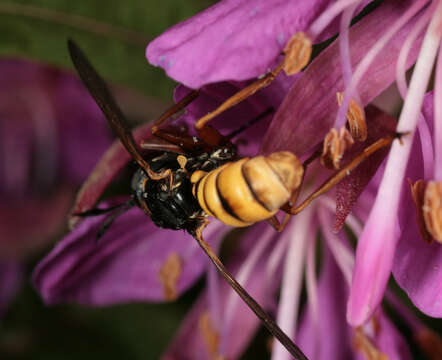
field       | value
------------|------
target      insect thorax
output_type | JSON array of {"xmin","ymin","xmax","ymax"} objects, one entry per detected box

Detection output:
[{"xmin": 131, "ymin": 147, "xmax": 236, "ymax": 232}]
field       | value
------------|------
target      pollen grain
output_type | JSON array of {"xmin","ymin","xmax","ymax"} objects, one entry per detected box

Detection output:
[
  {"xmin": 158, "ymin": 252, "xmax": 182, "ymax": 301},
  {"xmin": 423, "ymin": 181, "xmax": 442, "ymax": 243}
]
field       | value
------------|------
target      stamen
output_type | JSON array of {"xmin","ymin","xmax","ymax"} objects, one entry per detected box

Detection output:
[
  {"xmin": 352, "ymin": 326, "xmax": 388, "ymax": 360},
  {"xmin": 282, "ymin": 32, "xmax": 312, "ymax": 76},
  {"xmin": 320, "ymin": 126, "xmax": 354, "ymax": 169},
  {"xmin": 158, "ymin": 252, "xmax": 182, "ymax": 301},
  {"xmin": 305, "ymin": 235, "xmax": 319, "ymax": 359},
  {"xmin": 271, "ymin": 207, "xmax": 313, "ymax": 360},
  {"xmin": 423, "ymin": 180, "xmax": 442, "ymax": 243},
  {"xmin": 220, "ymin": 226, "xmax": 274, "ymax": 353},
  {"xmin": 198, "ymin": 311, "xmax": 224, "ymax": 360},
  {"xmin": 335, "ymin": 0, "xmax": 429, "ymax": 130},
  {"xmin": 308, "ymin": 0, "xmax": 362, "ymax": 39},
  {"xmin": 395, "ymin": 5, "xmax": 434, "ymax": 178},
  {"xmin": 409, "ymin": 179, "xmax": 434, "ymax": 243},
  {"xmin": 336, "ymin": 92, "xmax": 367, "ymax": 141}
]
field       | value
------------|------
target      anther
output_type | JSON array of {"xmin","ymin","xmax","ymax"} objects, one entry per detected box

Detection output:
[
  {"xmin": 423, "ymin": 181, "xmax": 442, "ymax": 243},
  {"xmin": 409, "ymin": 179, "xmax": 434, "ymax": 243},
  {"xmin": 336, "ymin": 92, "xmax": 367, "ymax": 141},
  {"xmin": 198, "ymin": 311, "xmax": 223, "ymax": 360},
  {"xmin": 353, "ymin": 326, "xmax": 388, "ymax": 360},
  {"xmin": 321, "ymin": 127, "xmax": 354, "ymax": 169},
  {"xmin": 158, "ymin": 252, "xmax": 182, "ymax": 301},
  {"xmin": 282, "ymin": 32, "xmax": 312, "ymax": 75}
]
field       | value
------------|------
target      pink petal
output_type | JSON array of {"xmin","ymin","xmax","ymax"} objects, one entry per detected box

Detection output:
[
  {"xmin": 262, "ymin": 0, "xmax": 423, "ymax": 157},
  {"xmin": 33, "ymin": 201, "xmax": 228, "ymax": 305},
  {"xmin": 393, "ymin": 93, "xmax": 442, "ymax": 317},
  {"xmin": 146, "ymin": 0, "xmax": 347, "ymax": 88}
]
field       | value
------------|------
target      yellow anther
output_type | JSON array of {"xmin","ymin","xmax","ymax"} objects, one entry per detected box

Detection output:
[
  {"xmin": 337, "ymin": 92, "xmax": 367, "ymax": 142},
  {"xmin": 321, "ymin": 127, "xmax": 354, "ymax": 169},
  {"xmin": 282, "ymin": 32, "xmax": 312, "ymax": 75}
]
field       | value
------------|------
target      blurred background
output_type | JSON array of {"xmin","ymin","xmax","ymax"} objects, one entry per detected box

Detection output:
[{"xmin": 0, "ymin": 1, "xmax": 233, "ymax": 359}]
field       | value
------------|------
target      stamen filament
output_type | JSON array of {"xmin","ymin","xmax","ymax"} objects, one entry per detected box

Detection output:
[
  {"xmin": 395, "ymin": 5, "xmax": 434, "ymax": 178},
  {"xmin": 271, "ymin": 207, "xmax": 313, "ymax": 360},
  {"xmin": 305, "ymin": 234, "xmax": 319, "ymax": 359},
  {"xmin": 308, "ymin": 0, "xmax": 362, "ymax": 39},
  {"xmin": 335, "ymin": 0, "xmax": 429, "ymax": 130}
]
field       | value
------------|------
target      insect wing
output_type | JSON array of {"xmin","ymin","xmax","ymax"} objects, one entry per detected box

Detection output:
[{"xmin": 67, "ymin": 40, "xmax": 148, "ymax": 169}]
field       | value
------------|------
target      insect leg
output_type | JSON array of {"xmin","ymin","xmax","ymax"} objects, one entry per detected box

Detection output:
[
  {"xmin": 151, "ymin": 89, "xmax": 200, "ymax": 134},
  {"xmin": 194, "ymin": 32, "xmax": 312, "ymax": 132},
  {"xmin": 191, "ymin": 218, "xmax": 308, "ymax": 360},
  {"xmin": 194, "ymin": 63, "xmax": 284, "ymax": 133},
  {"xmin": 284, "ymin": 134, "xmax": 399, "ymax": 216}
]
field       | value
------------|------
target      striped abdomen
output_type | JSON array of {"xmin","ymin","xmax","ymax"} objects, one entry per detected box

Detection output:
[{"xmin": 190, "ymin": 151, "xmax": 303, "ymax": 227}]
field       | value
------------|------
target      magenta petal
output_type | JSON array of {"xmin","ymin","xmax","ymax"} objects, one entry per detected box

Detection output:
[
  {"xmin": 146, "ymin": 0, "xmax": 340, "ymax": 88},
  {"xmin": 333, "ymin": 106, "xmax": 397, "ymax": 232},
  {"xmin": 33, "ymin": 203, "xmax": 227, "ymax": 305},
  {"xmin": 162, "ymin": 225, "xmax": 271, "ymax": 360},
  {"xmin": 393, "ymin": 93, "xmax": 442, "ymax": 317},
  {"xmin": 263, "ymin": 0, "xmax": 423, "ymax": 156}
]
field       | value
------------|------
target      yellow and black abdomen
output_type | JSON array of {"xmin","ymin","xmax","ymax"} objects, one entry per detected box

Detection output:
[{"xmin": 190, "ymin": 151, "xmax": 303, "ymax": 227}]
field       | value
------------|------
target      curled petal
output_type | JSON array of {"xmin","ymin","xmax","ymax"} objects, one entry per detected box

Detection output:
[
  {"xmin": 33, "ymin": 202, "xmax": 228, "ymax": 305},
  {"xmin": 263, "ymin": 0, "xmax": 423, "ymax": 157},
  {"xmin": 147, "ymin": 0, "xmax": 346, "ymax": 88}
]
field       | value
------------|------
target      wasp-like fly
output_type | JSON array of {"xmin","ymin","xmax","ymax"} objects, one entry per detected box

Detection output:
[{"xmin": 68, "ymin": 40, "xmax": 309, "ymax": 359}]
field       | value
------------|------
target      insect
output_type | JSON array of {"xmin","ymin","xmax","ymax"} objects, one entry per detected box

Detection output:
[
  {"xmin": 68, "ymin": 39, "xmax": 398, "ymax": 360},
  {"xmin": 67, "ymin": 40, "xmax": 308, "ymax": 360}
]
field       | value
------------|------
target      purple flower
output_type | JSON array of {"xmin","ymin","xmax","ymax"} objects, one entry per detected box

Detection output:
[
  {"xmin": 33, "ymin": 0, "xmax": 442, "ymax": 359},
  {"xmin": 0, "ymin": 58, "xmax": 112, "ymax": 313}
]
